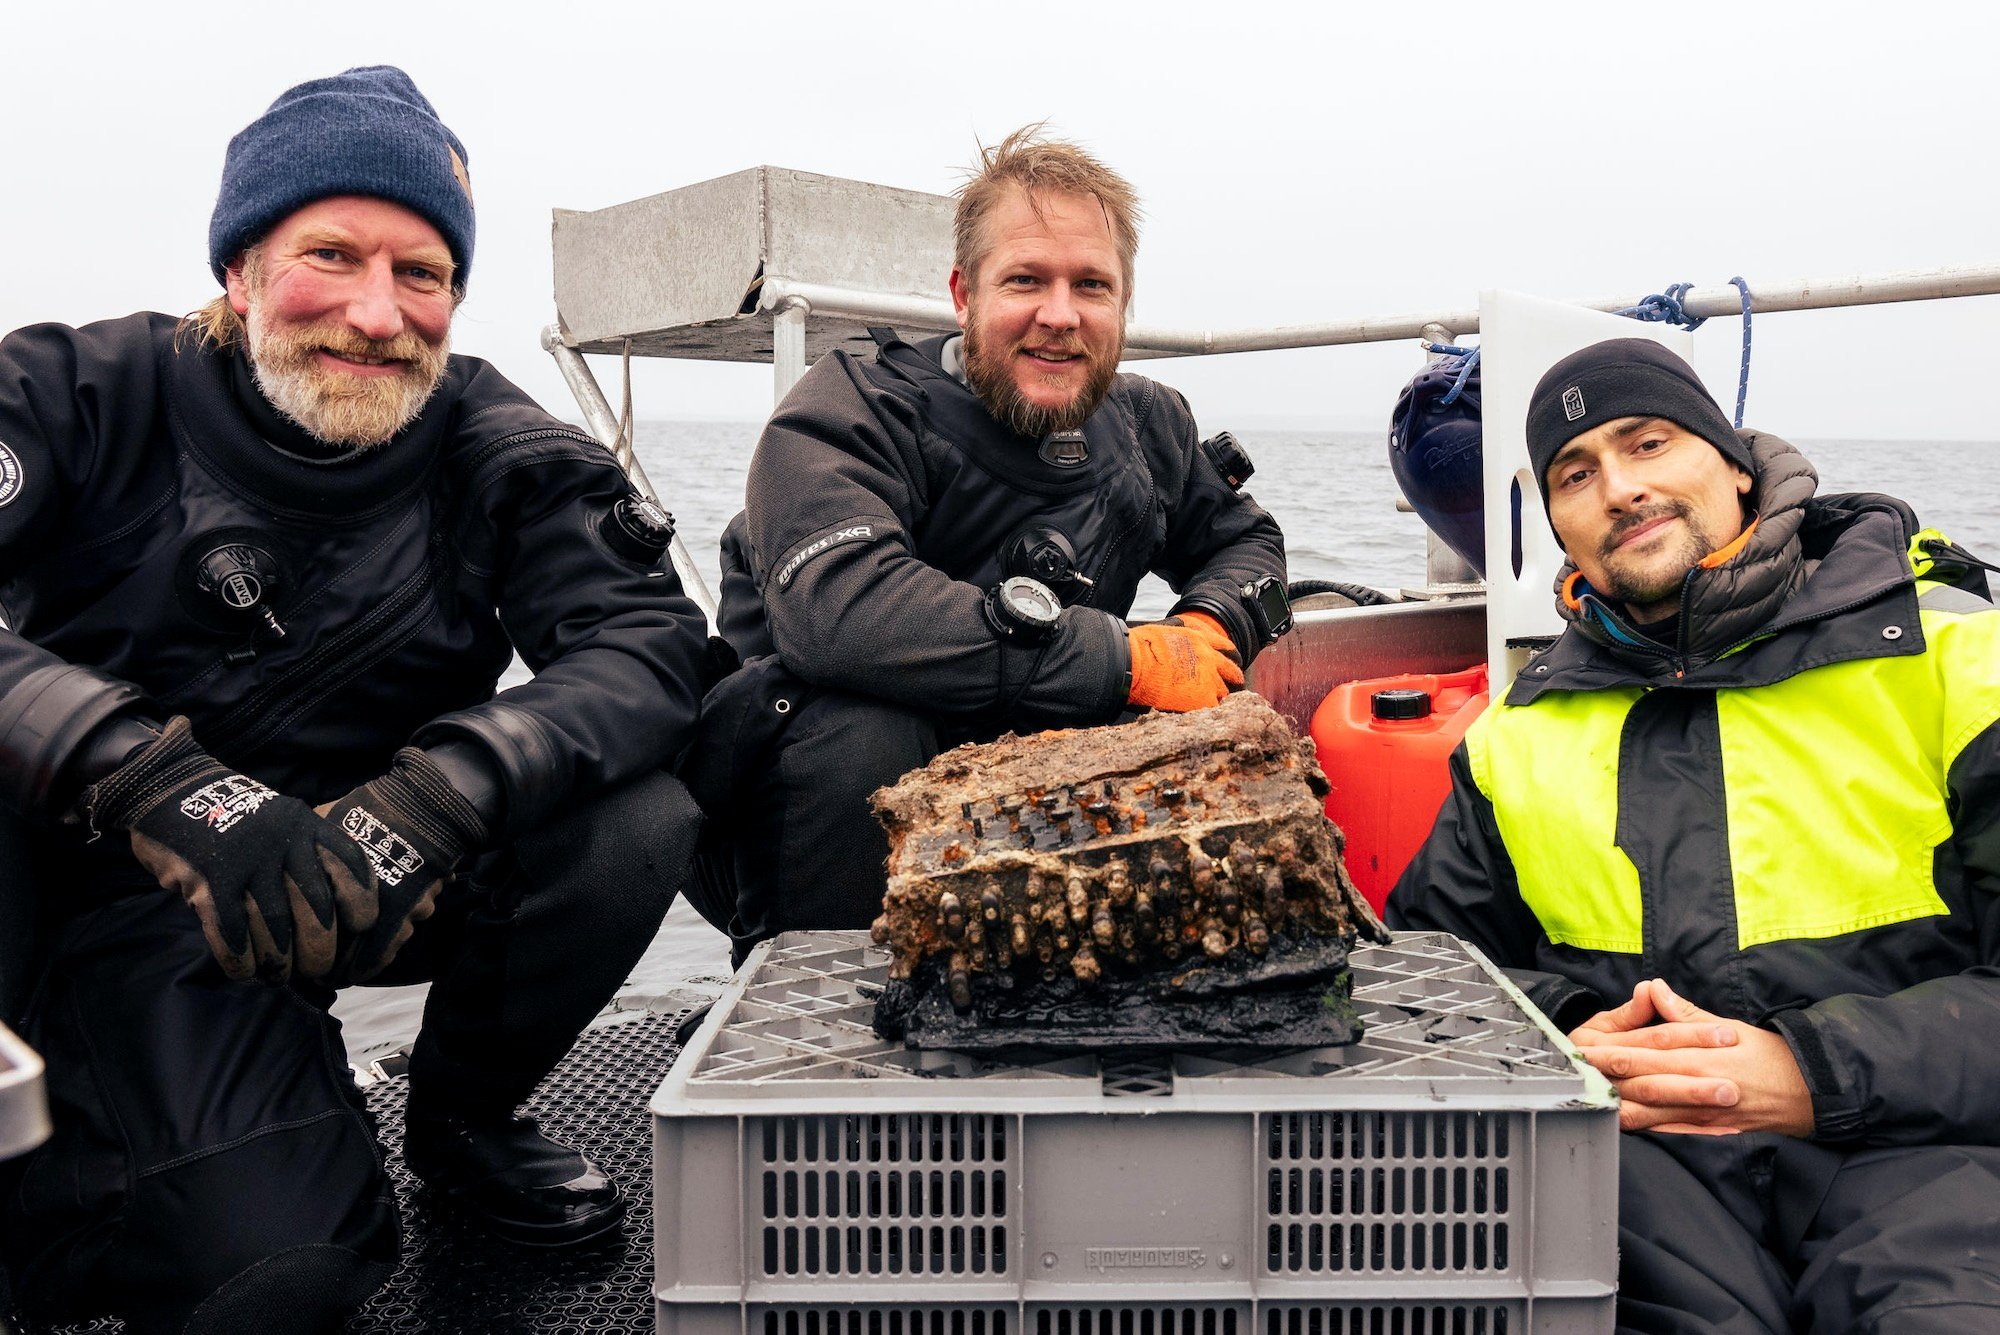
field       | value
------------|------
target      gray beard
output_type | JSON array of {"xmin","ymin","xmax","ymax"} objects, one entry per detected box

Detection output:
[{"xmin": 246, "ymin": 312, "xmax": 448, "ymax": 450}]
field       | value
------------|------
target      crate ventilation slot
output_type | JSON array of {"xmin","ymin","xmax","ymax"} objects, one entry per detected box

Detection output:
[
  {"xmin": 1036, "ymin": 1311, "xmax": 1241, "ymax": 1335},
  {"xmin": 759, "ymin": 1113, "xmax": 1009, "ymax": 1277},
  {"xmin": 1263, "ymin": 1112, "xmax": 1515, "ymax": 1276},
  {"xmin": 758, "ymin": 1309, "xmax": 1012, "ymax": 1335},
  {"xmin": 1264, "ymin": 1307, "xmax": 1511, "ymax": 1335}
]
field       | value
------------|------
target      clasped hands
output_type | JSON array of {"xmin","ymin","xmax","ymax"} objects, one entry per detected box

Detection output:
[
  {"xmin": 85, "ymin": 718, "xmax": 481, "ymax": 985},
  {"xmin": 1567, "ymin": 977, "xmax": 1814, "ymax": 1137}
]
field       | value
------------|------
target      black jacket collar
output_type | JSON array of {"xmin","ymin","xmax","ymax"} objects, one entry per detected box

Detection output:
[
  {"xmin": 868, "ymin": 331, "xmax": 1136, "ymax": 495},
  {"xmin": 167, "ymin": 336, "xmax": 467, "ymax": 523}
]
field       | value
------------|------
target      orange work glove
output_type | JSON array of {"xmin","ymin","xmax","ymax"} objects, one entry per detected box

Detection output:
[{"xmin": 1126, "ymin": 610, "xmax": 1244, "ymax": 712}]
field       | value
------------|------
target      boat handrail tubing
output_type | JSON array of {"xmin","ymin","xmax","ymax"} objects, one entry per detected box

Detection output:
[
  {"xmin": 750, "ymin": 264, "xmax": 2000, "ymax": 359},
  {"xmin": 542, "ymin": 259, "xmax": 2000, "ymax": 616},
  {"xmin": 538, "ymin": 325, "xmax": 721, "ymax": 621}
]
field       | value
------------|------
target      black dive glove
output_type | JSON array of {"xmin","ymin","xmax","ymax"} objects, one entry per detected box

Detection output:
[
  {"xmin": 320, "ymin": 748, "xmax": 491, "ymax": 982},
  {"xmin": 82, "ymin": 716, "xmax": 375, "ymax": 983}
]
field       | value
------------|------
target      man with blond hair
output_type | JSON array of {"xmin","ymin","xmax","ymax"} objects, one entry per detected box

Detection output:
[
  {"xmin": 0, "ymin": 67, "xmax": 706, "ymax": 1332},
  {"xmin": 695, "ymin": 127, "xmax": 1289, "ymax": 953}
]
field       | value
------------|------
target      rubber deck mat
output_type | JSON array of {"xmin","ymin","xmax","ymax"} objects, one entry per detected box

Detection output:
[{"xmin": 15, "ymin": 999, "xmax": 706, "ymax": 1335}]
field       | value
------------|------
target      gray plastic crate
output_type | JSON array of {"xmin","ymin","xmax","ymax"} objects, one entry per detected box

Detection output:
[
  {"xmin": 1, "ymin": 1019, "xmax": 49, "ymax": 1162},
  {"xmin": 653, "ymin": 932, "xmax": 1618, "ymax": 1333}
]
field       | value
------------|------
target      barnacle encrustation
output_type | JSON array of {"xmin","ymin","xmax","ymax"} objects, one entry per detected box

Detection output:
[{"xmin": 869, "ymin": 693, "xmax": 1388, "ymax": 1051}]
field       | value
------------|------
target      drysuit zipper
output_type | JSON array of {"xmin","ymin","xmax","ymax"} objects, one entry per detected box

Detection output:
[
  {"xmin": 198, "ymin": 426, "xmax": 605, "ymax": 754},
  {"xmin": 199, "ymin": 533, "xmax": 444, "ymax": 758},
  {"xmin": 1074, "ymin": 380, "xmax": 1161, "ymax": 609},
  {"xmin": 131, "ymin": 423, "xmax": 605, "ymax": 771}
]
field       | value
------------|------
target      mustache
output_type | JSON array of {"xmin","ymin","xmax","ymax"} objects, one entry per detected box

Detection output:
[
  {"xmin": 1601, "ymin": 501, "xmax": 1692, "ymax": 558},
  {"xmin": 290, "ymin": 323, "xmax": 434, "ymax": 368},
  {"xmin": 1018, "ymin": 335, "xmax": 1092, "ymax": 360}
]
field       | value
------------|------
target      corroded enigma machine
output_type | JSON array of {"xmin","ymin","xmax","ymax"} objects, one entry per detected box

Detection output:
[{"xmin": 869, "ymin": 693, "xmax": 1389, "ymax": 1050}]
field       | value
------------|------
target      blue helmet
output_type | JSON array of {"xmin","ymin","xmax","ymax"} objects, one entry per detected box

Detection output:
[{"xmin": 1389, "ymin": 351, "xmax": 1485, "ymax": 576}]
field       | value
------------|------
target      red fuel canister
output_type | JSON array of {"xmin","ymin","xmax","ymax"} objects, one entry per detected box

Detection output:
[{"xmin": 1310, "ymin": 663, "xmax": 1490, "ymax": 915}]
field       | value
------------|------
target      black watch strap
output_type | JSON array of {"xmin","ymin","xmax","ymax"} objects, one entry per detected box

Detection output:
[{"xmin": 1242, "ymin": 576, "xmax": 1293, "ymax": 643}]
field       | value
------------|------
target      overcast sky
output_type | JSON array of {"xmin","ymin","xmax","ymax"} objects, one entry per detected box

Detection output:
[{"xmin": 6, "ymin": 0, "xmax": 1996, "ymax": 442}]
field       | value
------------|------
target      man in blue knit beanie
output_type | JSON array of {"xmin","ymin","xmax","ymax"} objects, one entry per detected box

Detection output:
[
  {"xmin": 195, "ymin": 64, "xmax": 478, "ymax": 451},
  {"xmin": 0, "ymin": 66, "xmax": 707, "ymax": 1333}
]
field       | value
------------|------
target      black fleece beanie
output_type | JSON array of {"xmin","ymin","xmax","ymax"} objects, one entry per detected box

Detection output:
[{"xmin": 1526, "ymin": 338, "xmax": 1750, "ymax": 505}]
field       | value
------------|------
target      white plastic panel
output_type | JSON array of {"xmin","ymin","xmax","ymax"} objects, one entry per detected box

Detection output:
[
  {"xmin": 1476, "ymin": 291, "xmax": 1699, "ymax": 696},
  {"xmin": 0, "ymin": 1020, "xmax": 47, "ymax": 1162}
]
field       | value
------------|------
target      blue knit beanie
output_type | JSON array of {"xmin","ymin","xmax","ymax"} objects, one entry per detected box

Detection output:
[{"xmin": 209, "ymin": 66, "xmax": 475, "ymax": 288}]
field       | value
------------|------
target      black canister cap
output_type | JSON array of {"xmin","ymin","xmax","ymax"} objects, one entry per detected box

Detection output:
[{"xmin": 1372, "ymin": 688, "xmax": 1433, "ymax": 721}]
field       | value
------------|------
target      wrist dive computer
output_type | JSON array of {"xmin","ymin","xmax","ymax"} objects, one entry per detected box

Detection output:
[{"xmin": 1241, "ymin": 575, "xmax": 1293, "ymax": 643}]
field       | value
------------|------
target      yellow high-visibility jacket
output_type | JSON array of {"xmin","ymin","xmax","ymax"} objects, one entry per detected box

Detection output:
[{"xmin": 1391, "ymin": 434, "xmax": 2000, "ymax": 1147}]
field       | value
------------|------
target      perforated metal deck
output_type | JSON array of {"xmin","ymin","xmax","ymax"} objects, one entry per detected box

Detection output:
[
  {"xmin": 347, "ymin": 1006, "xmax": 702, "ymax": 1334},
  {"xmin": 17, "ymin": 1002, "xmax": 703, "ymax": 1335}
]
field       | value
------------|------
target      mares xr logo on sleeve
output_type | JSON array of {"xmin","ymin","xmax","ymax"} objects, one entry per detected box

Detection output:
[{"xmin": 775, "ymin": 520, "xmax": 881, "ymax": 589}]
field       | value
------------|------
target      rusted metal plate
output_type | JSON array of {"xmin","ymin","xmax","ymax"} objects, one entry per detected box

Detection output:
[{"xmin": 869, "ymin": 694, "xmax": 1388, "ymax": 1051}]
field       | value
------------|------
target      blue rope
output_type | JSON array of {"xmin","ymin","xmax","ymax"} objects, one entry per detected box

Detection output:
[
  {"xmin": 1422, "ymin": 342, "xmax": 1482, "ymax": 408},
  {"xmin": 1618, "ymin": 283, "xmax": 1706, "ymax": 329},
  {"xmin": 1726, "ymin": 276, "xmax": 1752, "ymax": 428},
  {"xmin": 1618, "ymin": 278, "xmax": 1756, "ymax": 429}
]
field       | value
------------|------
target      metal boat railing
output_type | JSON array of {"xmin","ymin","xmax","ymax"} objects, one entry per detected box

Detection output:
[
  {"xmin": 544, "ymin": 239, "xmax": 2000, "ymax": 641},
  {"xmin": 539, "ymin": 166, "xmax": 2000, "ymax": 710},
  {"xmin": 710, "ymin": 263, "xmax": 2000, "ymax": 374}
]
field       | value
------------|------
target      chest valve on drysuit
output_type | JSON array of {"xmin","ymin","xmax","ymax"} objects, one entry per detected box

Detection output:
[
  {"xmin": 175, "ymin": 528, "xmax": 294, "ymax": 658},
  {"xmin": 997, "ymin": 524, "xmax": 1095, "ymax": 602}
]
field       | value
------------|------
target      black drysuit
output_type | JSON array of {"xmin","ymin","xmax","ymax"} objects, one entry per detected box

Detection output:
[
  {"xmin": 0, "ymin": 313, "xmax": 707, "ymax": 1333},
  {"xmin": 701, "ymin": 331, "xmax": 1284, "ymax": 946}
]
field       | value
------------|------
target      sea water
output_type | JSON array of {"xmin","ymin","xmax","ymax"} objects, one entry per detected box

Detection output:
[{"xmin": 332, "ymin": 423, "xmax": 2000, "ymax": 1066}]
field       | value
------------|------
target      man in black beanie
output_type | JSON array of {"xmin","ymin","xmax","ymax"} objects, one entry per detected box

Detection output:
[
  {"xmin": 1390, "ymin": 335, "xmax": 2000, "ymax": 1330},
  {"xmin": 0, "ymin": 67, "xmax": 707, "ymax": 1333},
  {"xmin": 1527, "ymin": 337, "xmax": 1758, "ymax": 630}
]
